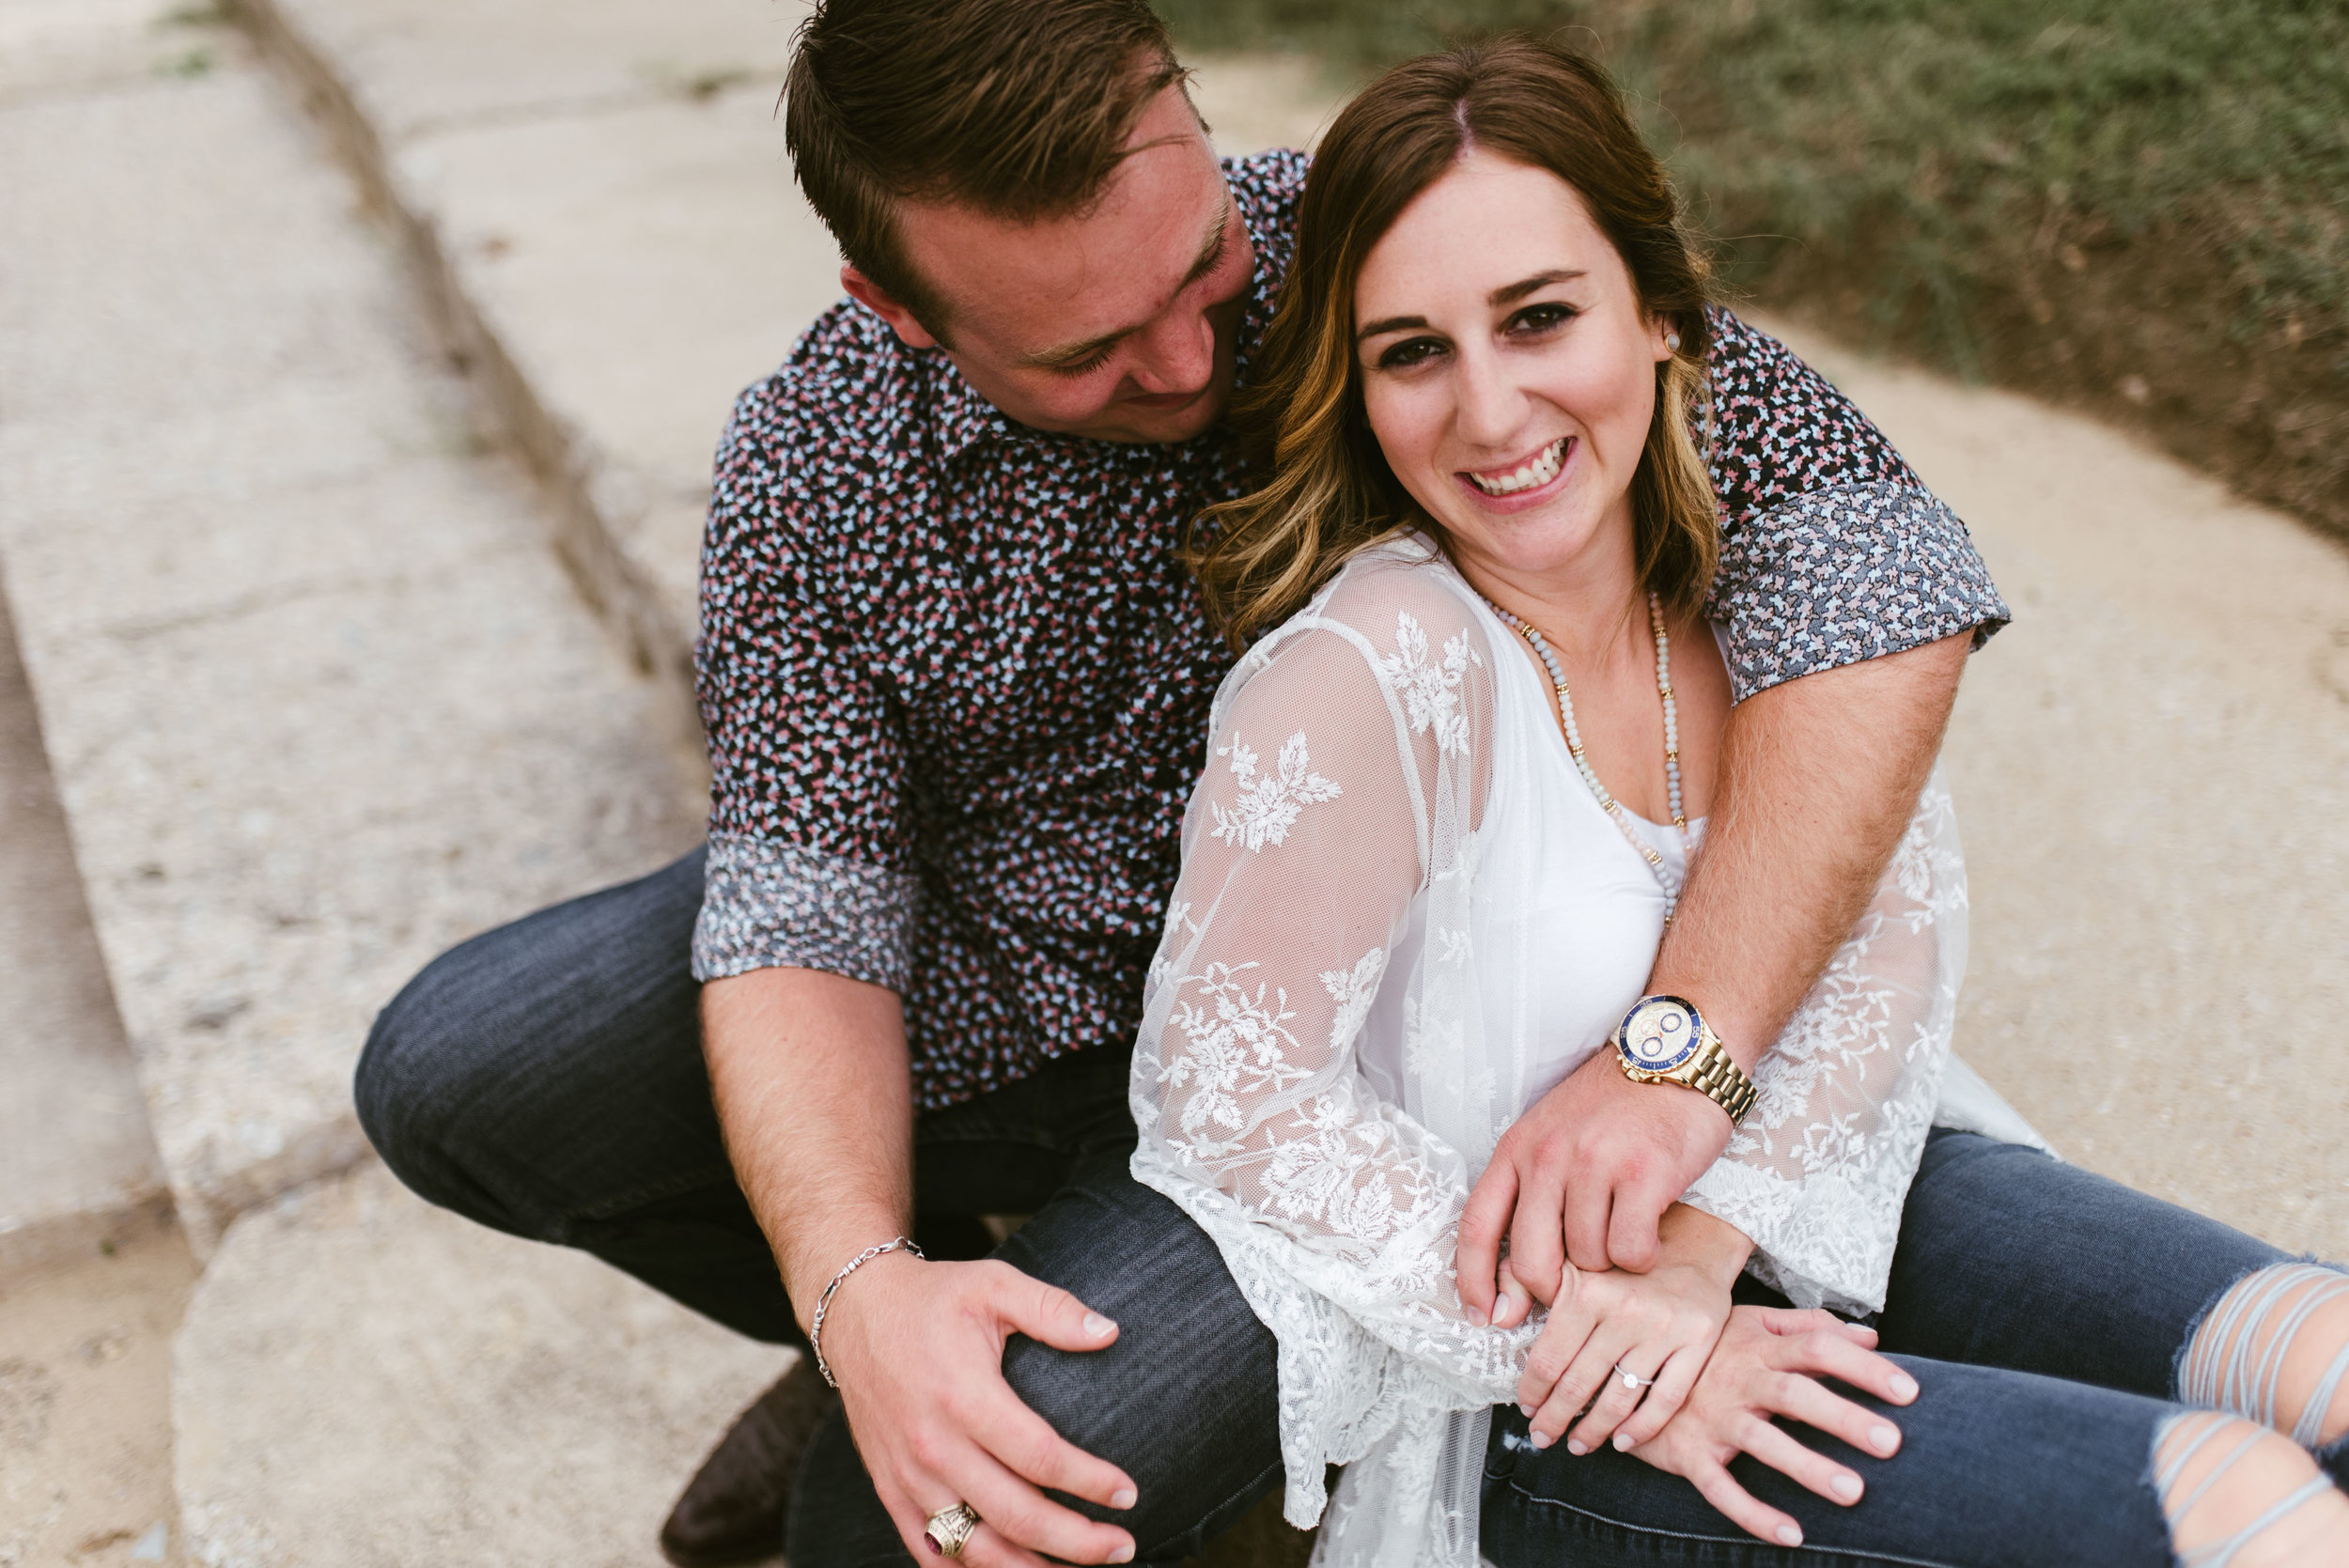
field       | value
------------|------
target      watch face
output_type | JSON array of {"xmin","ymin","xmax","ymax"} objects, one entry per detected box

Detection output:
[{"xmin": 1618, "ymin": 996, "xmax": 1702, "ymax": 1075}]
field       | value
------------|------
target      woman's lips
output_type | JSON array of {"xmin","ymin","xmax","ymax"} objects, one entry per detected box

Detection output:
[{"xmin": 1458, "ymin": 437, "xmax": 1575, "ymax": 505}]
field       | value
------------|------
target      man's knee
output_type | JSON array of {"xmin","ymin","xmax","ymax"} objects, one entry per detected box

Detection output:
[
  {"xmin": 354, "ymin": 934, "xmax": 531, "ymax": 1223},
  {"xmin": 997, "ymin": 1170, "xmax": 1283, "ymax": 1554},
  {"xmin": 354, "ymin": 846, "xmax": 709, "ymax": 1227}
]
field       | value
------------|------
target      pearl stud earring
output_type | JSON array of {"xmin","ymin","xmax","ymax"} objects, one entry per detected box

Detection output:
[{"xmin": 1664, "ymin": 331, "xmax": 1682, "ymax": 351}]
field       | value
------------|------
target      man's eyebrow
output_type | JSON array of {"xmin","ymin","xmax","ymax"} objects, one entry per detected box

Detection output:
[
  {"xmin": 1017, "ymin": 197, "xmax": 1234, "ymax": 369},
  {"xmin": 1356, "ymin": 270, "xmax": 1590, "ymax": 343}
]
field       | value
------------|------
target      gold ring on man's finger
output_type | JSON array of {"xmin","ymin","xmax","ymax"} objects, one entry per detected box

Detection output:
[{"xmin": 925, "ymin": 1502, "xmax": 982, "ymax": 1559}]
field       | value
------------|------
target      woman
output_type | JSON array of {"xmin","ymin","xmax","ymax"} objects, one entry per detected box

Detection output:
[{"xmin": 1130, "ymin": 35, "xmax": 2349, "ymax": 1568}]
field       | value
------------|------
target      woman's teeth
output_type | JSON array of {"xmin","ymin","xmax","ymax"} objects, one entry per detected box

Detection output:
[{"xmin": 1468, "ymin": 438, "xmax": 1568, "ymax": 496}]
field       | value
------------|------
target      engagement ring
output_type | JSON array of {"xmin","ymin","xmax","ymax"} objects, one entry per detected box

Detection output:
[{"xmin": 1614, "ymin": 1361, "xmax": 1657, "ymax": 1391}]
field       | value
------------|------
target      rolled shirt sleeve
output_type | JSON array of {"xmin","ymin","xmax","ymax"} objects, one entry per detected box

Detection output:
[
  {"xmin": 690, "ymin": 367, "xmax": 920, "ymax": 991},
  {"xmin": 1702, "ymin": 308, "xmax": 2011, "ymax": 702}
]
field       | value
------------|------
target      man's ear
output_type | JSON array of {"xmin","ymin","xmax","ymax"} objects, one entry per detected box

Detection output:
[{"xmin": 840, "ymin": 265, "xmax": 940, "ymax": 350}]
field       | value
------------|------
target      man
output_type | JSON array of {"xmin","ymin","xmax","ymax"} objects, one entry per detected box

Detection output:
[{"xmin": 354, "ymin": 1, "xmax": 2006, "ymax": 1563}]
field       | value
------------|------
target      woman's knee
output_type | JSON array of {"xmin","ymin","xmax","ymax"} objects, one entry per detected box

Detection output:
[
  {"xmin": 2180, "ymin": 1262, "xmax": 2349, "ymax": 1450},
  {"xmin": 2153, "ymin": 1410, "xmax": 2349, "ymax": 1567}
]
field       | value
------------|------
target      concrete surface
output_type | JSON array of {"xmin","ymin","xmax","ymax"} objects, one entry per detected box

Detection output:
[
  {"xmin": 0, "ymin": 556, "xmax": 172, "ymax": 1281},
  {"xmin": 0, "ymin": 2, "xmax": 703, "ymax": 1253},
  {"xmin": 1767, "ymin": 318, "xmax": 2349, "ymax": 1260},
  {"xmin": 0, "ymin": 1223, "xmax": 198, "ymax": 1568},
  {"xmin": 174, "ymin": 1161, "xmax": 788, "ymax": 1568}
]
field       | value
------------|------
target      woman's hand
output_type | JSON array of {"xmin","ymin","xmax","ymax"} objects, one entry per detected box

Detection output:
[
  {"xmin": 1511, "ymin": 1205, "xmax": 1750, "ymax": 1455},
  {"xmin": 1621, "ymin": 1304, "xmax": 1921, "ymax": 1549}
]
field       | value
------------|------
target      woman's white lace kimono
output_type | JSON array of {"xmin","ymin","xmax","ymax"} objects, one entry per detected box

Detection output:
[{"xmin": 1128, "ymin": 537, "xmax": 2039, "ymax": 1568}]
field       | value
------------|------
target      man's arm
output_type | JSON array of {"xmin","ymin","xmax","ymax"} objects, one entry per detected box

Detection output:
[
  {"xmin": 1455, "ymin": 308, "xmax": 2006, "ymax": 1307},
  {"xmin": 1457, "ymin": 631, "xmax": 1969, "ymax": 1304},
  {"xmin": 1658, "ymin": 630, "xmax": 1969, "ymax": 1057},
  {"xmin": 703, "ymin": 967, "xmax": 1140, "ymax": 1568}
]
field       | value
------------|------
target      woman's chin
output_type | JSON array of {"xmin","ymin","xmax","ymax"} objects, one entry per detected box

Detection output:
[{"xmin": 1423, "ymin": 485, "xmax": 1616, "ymax": 573}]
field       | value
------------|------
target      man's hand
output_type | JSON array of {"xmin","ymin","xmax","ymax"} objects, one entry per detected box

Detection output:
[
  {"xmin": 701, "ymin": 968, "xmax": 1139, "ymax": 1567},
  {"xmin": 1622, "ymin": 1305, "xmax": 1919, "ymax": 1548},
  {"xmin": 1458, "ymin": 1052, "xmax": 1729, "ymax": 1318},
  {"xmin": 821, "ymin": 1253, "xmax": 1140, "ymax": 1568}
]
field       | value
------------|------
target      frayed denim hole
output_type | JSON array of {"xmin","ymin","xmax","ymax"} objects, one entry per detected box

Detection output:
[
  {"xmin": 2170, "ymin": 1255, "xmax": 2349, "ymax": 1416},
  {"xmin": 2317, "ymin": 1427, "xmax": 2349, "ymax": 1487}
]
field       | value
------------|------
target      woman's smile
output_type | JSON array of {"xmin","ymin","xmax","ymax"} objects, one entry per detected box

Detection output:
[{"xmin": 1461, "ymin": 434, "xmax": 1576, "ymax": 505}]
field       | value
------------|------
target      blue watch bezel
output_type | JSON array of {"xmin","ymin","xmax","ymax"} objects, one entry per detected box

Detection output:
[{"xmin": 1616, "ymin": 994, "xmax": 1704, "ymax": 1075}]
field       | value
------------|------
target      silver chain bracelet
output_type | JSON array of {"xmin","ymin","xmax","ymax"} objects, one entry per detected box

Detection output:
[{"xmin": 808, "ymin": 1234, "xmax": 925, "ymax": 1389}]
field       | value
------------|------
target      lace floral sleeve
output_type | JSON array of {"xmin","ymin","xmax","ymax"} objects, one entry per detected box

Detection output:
[
  {"xmin": 1133, "ymin": 565, "xmax": 1518, "ymax": 1365},
  {"xmin": 1128, "ymin": 549, "xmax": 1530, "ymax": 1568}
]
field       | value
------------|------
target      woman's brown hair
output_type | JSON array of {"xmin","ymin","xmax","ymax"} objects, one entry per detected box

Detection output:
[{"xmin": 1190, "ymin": 35, "xmax": 1718, "ymax": 650}]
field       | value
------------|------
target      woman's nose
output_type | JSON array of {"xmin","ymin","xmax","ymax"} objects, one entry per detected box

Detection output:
[{"xmin": 1453, "ymin": 346, "xmax": 1530, "ymax": 449}]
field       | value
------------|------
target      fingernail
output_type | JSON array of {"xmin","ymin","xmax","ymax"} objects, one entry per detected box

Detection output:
[
  {"xmin": 1084, "ymin": 1312, "xmax": 1115, "ymax": 1338},
  {"xmin": 1468, "ymin": 1308, "xmax": 1488, "ymax": 1327},
  {"xmin": 1776, "ymin": 1526, "xmax": 1803, "ymax": 1547},
  {"xmin": 1564, "ymin": 1437, "xmax": 1586, "ymax": 1456},
  {"xmin": 1611, "ymin": 1432, "xmax": 1632, "ymax": 1452},
  {"xmin": 1112, "ymin": 1487, "xmax": 1137, "ymax": 1511},
  {"xmin": 1872, "ymin": 1422, "xmax": 1899, "ymax": 1453},
  {"xmin": 1109, "ymin": 1545, "xmax": 1133, "ymax": 1563},
  {"xmin": 1832, "ymin": 1473, "xmax": 1862, "ymax": 1501},
  {"xmin": 1890, "ymin": 1372, "xmax": 1919, "ymax": 1401},
  {"xmin": 1530, "ymin": 1430, "xmax": 1552, "ymax": 1450},
  {"xmin": 1517, "ymin": 1403, "xmax": 1534, "ymax": 1418}
]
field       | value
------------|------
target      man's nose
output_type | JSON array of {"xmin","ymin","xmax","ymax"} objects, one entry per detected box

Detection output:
[{"xmin": 1126, "ymin": 300, "xmax": 1217, "ymax": 395}]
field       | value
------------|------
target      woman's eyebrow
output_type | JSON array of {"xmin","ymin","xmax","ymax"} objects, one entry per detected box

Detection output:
[
  {"xmin": 1355, "ymin": 313, "xmax": 1429, "ymax": 343},
  {"xmin": 1356, "ymin": 270, "xmax": 1592, "ymax": 343},
  {"xmin": 1489, "ymin": 268, "xmax": 1585, "ymax": 306}
]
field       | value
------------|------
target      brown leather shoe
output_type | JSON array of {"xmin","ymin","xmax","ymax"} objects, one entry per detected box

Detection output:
[{"xmin": 661, "ymin": 1358, "xmax": 841, "ymax": 1567}]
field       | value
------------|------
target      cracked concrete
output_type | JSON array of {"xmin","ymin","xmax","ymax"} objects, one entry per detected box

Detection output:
[{"xmin": 0, "ymin": 2, "xmax": 703, "ymax": 1254}]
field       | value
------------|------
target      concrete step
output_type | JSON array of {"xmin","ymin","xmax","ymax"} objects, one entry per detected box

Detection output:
[
  {"xmin": 0, "ymin": 560, "xmax": 172, "ymax": 1281},
  {"xmin": 0, "ymin": 4, "xmax": 702, "ymax": 1260},
  {"xmin": 176, "ymin": 1159, "xmax": 786, "ymax": 1568}
]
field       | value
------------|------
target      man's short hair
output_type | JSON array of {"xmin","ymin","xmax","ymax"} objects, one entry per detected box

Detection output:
[{"xmin": 784, "ymin": 0, "xmax": 1186, "ymax": 337}]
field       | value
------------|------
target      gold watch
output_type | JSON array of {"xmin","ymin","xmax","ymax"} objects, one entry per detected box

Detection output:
[{"xmin": 1613, "ymin": 995, "xmax": 1759, "ymax": 1123}]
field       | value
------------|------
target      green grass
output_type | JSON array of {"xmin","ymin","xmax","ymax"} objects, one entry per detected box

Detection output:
[{"xmin": 1161, "ymin": 0, "xmax": 2349, "ymax": 538}]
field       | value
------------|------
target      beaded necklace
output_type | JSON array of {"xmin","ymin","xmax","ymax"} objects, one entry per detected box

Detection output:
[{"xmin": 1484, "ymin": 591, "xmax": 1687, "ymax": 921}]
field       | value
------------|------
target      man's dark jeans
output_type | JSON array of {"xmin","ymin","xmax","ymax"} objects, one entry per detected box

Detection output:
[{"xmin": 359, "ymin": 849, "xmax": 2323, "ymax": 1567}]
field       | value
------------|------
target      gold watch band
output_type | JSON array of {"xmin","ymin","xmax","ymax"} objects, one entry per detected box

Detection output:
[{"xmin": 1679, "ymin": 1031, "xmax": 1759, "ymax": 1124}]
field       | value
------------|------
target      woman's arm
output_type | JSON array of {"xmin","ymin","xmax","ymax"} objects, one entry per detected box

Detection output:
[{"xmin": 1132, "ymin": 579, "xmax": 1531, "ymax": 1394}]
